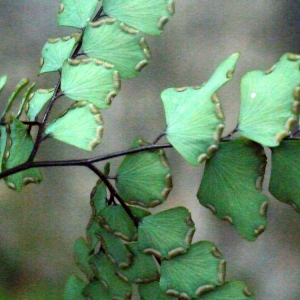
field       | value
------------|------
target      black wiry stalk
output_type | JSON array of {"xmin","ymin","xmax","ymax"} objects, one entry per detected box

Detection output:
[
  {"xmin": 87, "ymin": 164, "xmax": 140, "ymax": 227},
  {"xmin": 0, "ymin": 143, "xmax": 172, "ymax": 178}
]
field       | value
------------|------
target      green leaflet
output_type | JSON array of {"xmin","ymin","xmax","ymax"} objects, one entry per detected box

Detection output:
[
  {"xmin": 162, "ymin": 53, "xmax": 239, "ymax": 166},
  {"xmin": 139, "ymin": 281, "xmax": 177, "ymax": 300},
  {"xmin": 0, "ymin": 75, "xmax": 7, "ymax": 94},
  {"xmin": 90, "ymin": 178, "xmax": 107, "ymax": 216},
  {"xmin": 199, "ymin": 281, "xmax": 256, "ymax": 300},
  {"xmin": 89, "ymin": 253, "xmax": 132, "ymax": 299},
  {"xmin": 26, "ymin": 88, "xmax": 54, "ymax": 121},
  {"xmin": 103, "ymin": 0, "xmax": 175, "ymax": 36},
  {"xmin": 3, "ymin": 116, "xmax": 42, "ymax": 191},
  {"xmin": 116, "ymin": 139, "xmax": 172, "ymax": 208},
  {"xmin": 87, "ymin": 216, "xmax": 133, "ymax": 269},
  {"xmin": 16, "ymin": 82, "xmax": 36, "ymax": 119},
  {"xmin": 0, "ymin": 126, "xmax": 7, "ymax": 173},
  {"xmin": 160, "ymin": 241, "xmax": 225, "ymax": 298},
  {"xmin": 64, "ymin": 275, "xmax": 86, "ymax": 300},
  {"xmin": 238, "ymin": 53, "xmax": 300, "ymax": 147},
  {"xmin": 97, "ymin": 205, "xmax": 137, "ymax": 242},
  {"xmin": 269, "ymin": 139, "xmax": 300, "ymax": 213},
  {"xmin": 197, "ymin": 138, "xmax": 269, "ymax": 241},
  {"xmin": 138, "ymin": 207, "xmax": 195, "ymax": 259},
  {"xmin": 45, "ymin": 102, "xmax": 104, "ymax": 151},
  {"xmin": 1, "ymin": 78, "xmax": 29, "ymax": 120},
  {"xmin": 61, "ymin": 58, "xmax": 120, "ymax": 109},
  {"xmin": 82, "ymin": 281, "xmax": 110, "ymax": 300},
  {"xmin": 57, "ymin": 0, "xmax": 99, "ymax": 29},
  {"xmin": 73, "ymin": 237, "xmax": 94, "ymax": 281},
  {"xmin": 82, "ymin": 18, "xmax": 151, "ymax": 79},
  {"xmin": 40, "ymin": 35, "xmax": 78, "ymax": 73},
  {"xmin": 116, "ymin": 242, "xmax": 160, "ymax": 284}
]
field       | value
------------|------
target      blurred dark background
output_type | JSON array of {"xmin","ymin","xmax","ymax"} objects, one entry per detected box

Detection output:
[{"xmin": 0, "ymin": 1, "xmax": 300, "ymax": 299}]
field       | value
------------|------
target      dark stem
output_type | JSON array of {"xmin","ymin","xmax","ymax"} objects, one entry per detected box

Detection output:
[
  {"xmin": 86, "ymin": 164, "xmax": 140, "ymax": 227},
  {"xmin": 221, "ymin": 125, "xmax": 238, "ymax": 141},
  {"xmin": 0, "ymin": 143, "xmax": 172, "ymax": 179},
  {"xmin": 153, "ymin": 131, "xmax": 166, "ymax": 144}
]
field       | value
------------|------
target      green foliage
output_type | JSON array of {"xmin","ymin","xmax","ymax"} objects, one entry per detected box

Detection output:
[
  {"xmin": 269, "ymin": 140, "xmax": 300, "ymax": 212},
  {"xmin": 161, "ymin": 53, "xmax": 239, "ymax": 166},
  {"xmin": 238, "ymin": 53, "xmax": 300, "ymax": 146},
  {"xmin": 116, "ymin": 139, "xmax": 172, "ymax": 207},
  {"xmin": 45, "ymin": 102, "xmax": 104, "ymax": 151},
  {"xmin": 2, "ymin": 1, "xmax": 300, "ymax": 299},
  {"xmin": 197, "ymin": 138, "xmax": 268, "ymax": 241}
]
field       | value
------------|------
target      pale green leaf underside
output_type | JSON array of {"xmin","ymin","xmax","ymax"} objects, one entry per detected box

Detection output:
[
  {"xmin": 40, "ymin": 36, "xmax": 76, "ymax": 73},
  {"xmin": 139, "ymin": 281, "xmax": 177, "ymax": 300},
  {"xmin": 197, "ymin": 138, "xmax": 268, "ymax": 241},
  {"xmin": 57, "ymin": 0, "xmax": 99, "ymax": 29},
  {"xmin": 103, "ymin": 0, "xmax": 175, "ymax": 36},
  {"xmin": 0, "ymin": 75, "xmax": 7, "ymax": 94},
  {"xmin": 200, "ymin": 281, "xmax": 256, "ymax": 300},
  {"xmin": 98, "ymin": 205, "xmax": 137, "ymax": 242},
  {"xmin": 73, "ymin": 237, "xmax": 94, "ymax": 280},
  {"xmin": 61, "ymin": 58, "xmax": 120, "ymax": 109},
  {"xmin": 160, "ymin": 241, "xmax": 225, "ymax": 298},
  {"xmin": 64, "ymin": 275, "xmax": 86, "ymax": 300},
  {"xmin": 116, "ymin": 242, "xmax": 159, "ymax": 284},
  {"xmin": 26, "ymin": 89, "xmax": 54, "ymax": 121},
  {"xmin": 82, "ymin": 19, "xmax": 151, "ymax": 79},
  {"xmin": 269, "ymin": 140, "xmax": 300, "ymax": 213},
  {"xmin": 238, "ymin": 53, "xmax": 300, "ymax": 147},
  {"xmin": 162, "ymin": 53, "xmax": 239, "ymax": 166},
  {"xmin": 45, "ymin": 103, "xmax": 104, "ymax": 151},
  {"xmin": 89, "ymin": 253, "xmax": 132, "ymax": 298},
  {"xmin": 138, "ymin": 207, "xmax": 195, "ymax": 259},
  {"xmin": 17, "ymin": 82, "xmax": 36, "ymax": 119},
  {"xmin": 1, "ymin": 78, "xmax": 29, "ymax": 119},
  {"xmin": 4, "ymin": 117, "xmax": 42, "ymax": 191},
  {"xmin": 116, "ymin": 139, "xmax": 172, "ymax": 208}
]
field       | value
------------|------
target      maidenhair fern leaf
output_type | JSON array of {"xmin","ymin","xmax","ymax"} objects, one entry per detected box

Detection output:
[
  {"xmin": 238, "ymin": 53, "xmax": 300, "ymax": 146},
  {"xmin": 3, "ymin": 116, "xmax": 42, "ymax": 191},
  {"xmin": 0, "ymin": 126, "xmax": 7, "ymax": 173},
  {"xmin": 138, "ymin": 207, "xmax": 195, "ymax": 259},
  {"xmin": 26, "ymin": 89, "xmax": 54, "ymax": 121},
  {"xmin": 97, "ymin": 205, "xmax": 137, "ymax": 242},
  {"xmin": 64, "ymin": 275, "xmax": 86, "ymax": 300},
  {"xmin": 61, "ymin": 58, "xmax": 120, "ymax": 109},
  {"xmin": 139, "ymin": 281, "xmax": 177, "ymax": 300},
  {"xmin": 116, "ymin": 139, "xmax": 172, "ymax": 208},
  {"xmin": 40, "ymin": 35, "xmax": 79, "ymax": 73},
  {"xmin": 89, "ymin": 253, "xmax": 132, "ymax": 299},
  {"xmin": 82, "ymin": 281, "xmax": 110, "ymax": 300},
  {"xmin": 45, "ymin": 102, "xmax": 104, "ymax": 151},
  {"xmin": 82, "ymin": 18, "xmax": 151, "ymax": 79},
  {"xmin": 87, "ymin": 216, "xmax": 133, "ymax": 268},
  {"xmin": 1, "ymin": 78, "xmax": 29, "ymax": 119},
  {"xmin": 269, "ymin": 140, "xmax": 300, "ymax": 213},
  {"xmin": 57, "ymin": 0, "xmax": 99, "ymax": 29},
  {"xmin": 116, "ymin": 242, "xmax": 159, "ymax": 284},
  {"xmin": 102, "ymin": 0, "xmax": 175, "ymax": 36},
  {"xmin": 162, "ymin": 53, "xmax": 239, "ymax": 166},
  {"xmin": 73, "ymin": 237, "xmax": 94, "ymax": 280},
  {"xmin": 197, "ymin": 138, "xmax": 269, "ymax": 241},
  {"xmin": 90, "ymin": 178, "xmax": 107, "ymax": 216},
  {"xmin": 199, "ymin": 281, "xmax": 256, "ymax": 300},
  {"xmin": 160, "ymin": 241, "xmax": 226, "ymax": 298},
  {"xmin": 16, "ymin": 82, "xmax": 36, "ymax": 119}
]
